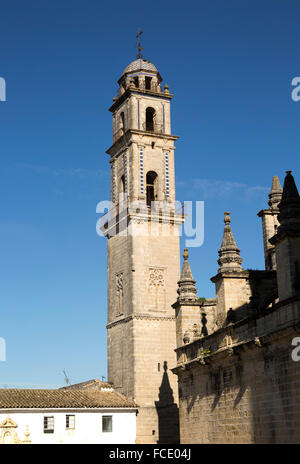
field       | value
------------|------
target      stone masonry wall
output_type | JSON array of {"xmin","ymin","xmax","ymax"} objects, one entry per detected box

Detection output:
[
  {"xmin": 175, "ymin": 299, "xmax": 300, "ymax": 444},
  {"xmin": 178, "ymin": 329, "xmax": 300, "ymax": 443}
]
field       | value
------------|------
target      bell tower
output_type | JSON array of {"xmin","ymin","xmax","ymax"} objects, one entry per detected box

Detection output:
[{"xmin": 103, "ymin": 54, "xmax": 183, "ymax": 443}]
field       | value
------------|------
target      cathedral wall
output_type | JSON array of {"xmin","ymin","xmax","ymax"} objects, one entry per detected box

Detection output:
[
  {"xmin": 276, "ymin": 237, "xmax": 300, "ymax": 300},
  {"xmin": 214, "ymin": 275, "xmax": 251, "ymax": 323},
  {"xmin": 175, "ymin": 303, "xmax": 202, "ymax": 347},
  {"xmin": 175, "ymin": 299, "xmax": 300, "ymax": 444}
]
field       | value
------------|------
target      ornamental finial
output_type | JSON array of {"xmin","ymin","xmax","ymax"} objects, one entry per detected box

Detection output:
[
  {"xmin": 183, "ymin": 248, "xmax": 189, "ymax": 260},
  {"xmin": 224, "ymin": 212, "xmax": 231, "ymax": 225},
  {"xmin": 136, "ymin": 28, "xmax": 144, "ymax": 59}
]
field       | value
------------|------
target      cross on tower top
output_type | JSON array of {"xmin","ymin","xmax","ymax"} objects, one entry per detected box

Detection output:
[{"xmin": 136, "ymin": 28, "xmax": 144, "ymax": 59}]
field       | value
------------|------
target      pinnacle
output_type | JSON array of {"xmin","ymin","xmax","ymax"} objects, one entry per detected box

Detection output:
[
  {"xmin": 270, "ymin": 170, "xmax": 300, "ymax": 243},
  {"xmin": 180, "ymin": 248, "xmax": 195, "ymax": 281},
  {"xmin": 270, "ymin": 176, "xmax": 282, "ymax": 194},
  {"xmin": 177, "ymin": 249, "xmax": 198, "ymax": 302},
  {"xmin": 268, "ymin": 176, "xmax": 282, "ymax": 209},
  {"xmin": 218, "ymin": 212, "xmax": 243, "ymax": 272},
  {"xmin": 281, "ymin": 171, "xmax": 300, "ymax": 202}
]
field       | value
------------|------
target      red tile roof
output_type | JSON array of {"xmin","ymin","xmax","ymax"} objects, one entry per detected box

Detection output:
[{"xmin": 0, "ymin": 389, "xmax": 137, "ymax": 409}]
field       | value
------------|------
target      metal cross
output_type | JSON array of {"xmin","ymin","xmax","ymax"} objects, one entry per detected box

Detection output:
[{"xmin": 136, "ymin": 28, "xmax": 144, "ymax": 59}]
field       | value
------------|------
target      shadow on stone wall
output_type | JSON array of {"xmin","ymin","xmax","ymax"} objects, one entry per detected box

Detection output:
[{"xmin": 155, "ymin": 361, "xmax": 180, "ymax": 444}]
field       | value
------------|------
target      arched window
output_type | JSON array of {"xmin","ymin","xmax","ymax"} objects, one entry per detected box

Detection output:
[
  {"xmin": 146, "ymin": 171, "xmax": 157, "ymax": 207},
  {"xmin": 146, "ymin": 107, "xmax": 155, "ymax": 132},
  {"xmin": 119, "ymin": 175, "xmax": 125, "ymax": 201},
  {"xmin": 119, "ymin": 112, "xmax": 125, "ymax": 134},
  {"xmin": 145, "ymin": 76, "xmax": 152, "ymax": 90}
]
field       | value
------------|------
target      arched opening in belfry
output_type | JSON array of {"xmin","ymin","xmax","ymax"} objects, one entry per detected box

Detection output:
[
  {"xmin": 119, "ymin": 175, "xmax": 125, "ymax": 201},
  {"xmin": 145, "ymin": 76, "xmax": 152, "ymax": 90},
  {"xmin": 119, "ymin": 112, "xmax": 125, "ymax": 135},
  {"xmin": 146, "ymin": 171, "xmax": 158, "ymax": 207},
  {"xmin": 146, "ymin": 107, "xmax": 155, "ymax": 132}
]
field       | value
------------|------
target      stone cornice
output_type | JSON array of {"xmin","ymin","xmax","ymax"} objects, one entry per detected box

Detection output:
[
  {"xmin": 171, "ymin": 322, "xmax": 300, "ymax": 375},
  {"xmin": 210, "ymin": 270, "xmax": 248, "ymax": 283},
  {"xmin": 269, "ymin": 227, "xmax": 300, "ymax": 245},
  {"xmin": 102, "ymin": 208, "xmax": 185, "ymax": 237},
  {"xmin": 107, "ymin": 313, "xmax": 175, "ymax": 329},
  {"xmin": 257, "ymin": 208, "xmax": 279, "ymax": 217},
  {"xmin": 172, "ymin": 300, "xmax": 202, "ymax": 309},
  {"xmin": 106, "ymin": 129, "xmax": 178, "ymax": 155},
  {"xmin": 109, "ymin": 88, "xmax": 173, "ymax": 113}
]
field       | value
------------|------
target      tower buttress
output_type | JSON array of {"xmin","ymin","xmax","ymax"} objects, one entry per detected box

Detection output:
[
  {"xmin": 270, "ymin": 171, "xmax": 300, "ymax": 301},
  {"xmin": 211, "ymin": 212, "xmax": 250, "ymax": 325},
  {"xmin": 103, "ymin": 56, "xmax": 184, "ymax": 444},
  {"xmin": 173, "ymin": 249, "xmax": 201, "ymax": 348},
  {"xmin": 257, "ymin": 176, "xmax": 282, "ymax": 270}
]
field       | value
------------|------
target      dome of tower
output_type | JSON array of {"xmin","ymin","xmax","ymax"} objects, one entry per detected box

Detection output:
[{"xmin": 122, "ymin": 59, "xmax": 158, "ymax": 76}]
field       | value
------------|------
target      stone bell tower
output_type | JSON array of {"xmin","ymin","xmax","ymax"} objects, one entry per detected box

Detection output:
[{"xmin": 102, "ymin": 54, "xmax": 183, "ymax": 443}]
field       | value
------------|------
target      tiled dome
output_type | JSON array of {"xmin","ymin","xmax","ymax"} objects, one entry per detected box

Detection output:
[{"xmin": 122, "ymin": 59, "xmax": 158, "ymax": 76}]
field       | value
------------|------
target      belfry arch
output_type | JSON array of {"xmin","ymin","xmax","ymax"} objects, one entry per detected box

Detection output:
[
  {"xmin": 146, "ymin": 171, "xmax": 158, "ymax": 207},
  {"xmin": 145, "ymin": 107, "xmax": 155, "ymax": 131}
]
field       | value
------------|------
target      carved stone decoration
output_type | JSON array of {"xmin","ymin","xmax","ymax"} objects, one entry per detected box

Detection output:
[
  {"xmin": 0, "ymin": 417, "xmax": 31, "ymax": 444},
  {"xmin": 148, "ymin": 267, "xmax": 166, "ymax": 310},
  {"xmin": 149, "ymin": 268, "xmax": 165, "ymax": 287},
  {"xmin": 116, "ymin": 272, "xmax": 124, "ymax": 316}
]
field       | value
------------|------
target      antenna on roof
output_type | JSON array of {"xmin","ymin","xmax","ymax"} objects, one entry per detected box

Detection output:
[
  {"xmin": 136, "ymin": 28, "xmax": 144, "ymax": 59},
  {"xmin": 62, "ymin": 369, "xmax": 71, "ymax": 386}
]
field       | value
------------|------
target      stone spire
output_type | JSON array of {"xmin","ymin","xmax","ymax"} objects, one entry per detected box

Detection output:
[
  {"xmin": 268, "ymin": 176, "xmax": 282, "ymax": 210},
  {"xmin": 177, "ymin": 248, "xmax": 198, "ymax": 302},
  {"xmin": 276, "ymin": 171, "xmax": 300, "ymax": 237},
  {"xmin": 218, "ymin": 212, "xmax": 243, "ymax": 272}
]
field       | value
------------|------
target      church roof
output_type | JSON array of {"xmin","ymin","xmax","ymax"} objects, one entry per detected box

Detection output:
[
  {"xmin": 122, "ymin": 58, "xmax": 158, "ymax": 76},
  {"xmin": 0, "ymin": 389, "xmax": 137, "ymax": 409},
  {"xmin": 59, "ymin": 379, "xmax": 113, "ymax": 391}
]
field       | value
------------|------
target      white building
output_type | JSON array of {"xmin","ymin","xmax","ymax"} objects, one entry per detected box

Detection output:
[{"xmin": 0, "ymin": 380, "xmax": 137, "ymax": 444}]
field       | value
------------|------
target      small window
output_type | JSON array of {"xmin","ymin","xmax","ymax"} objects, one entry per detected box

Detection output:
[
  {"xmin": 44, "ymin": 416, "xmax": 54, "ymax": 434},
  {"xmin": 66, "ymin": 414, "xmax": 75, "ymax": 430},
  {"xmin": 102, "ymin": 415, "xmax": 113, "ymax": 433},
  {"xmin": 134, "ymin": 77, "xmax": 139, "ymax": 88}
]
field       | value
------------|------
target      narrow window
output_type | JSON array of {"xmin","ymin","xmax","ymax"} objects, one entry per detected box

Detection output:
[
  {"xmin": 119, "ymin": 112, "xmax": 125, "ymax": 134},
  {"xmin": 66, "ymin": 415, "xmax": 75, "ymax": 430},
  {"xmin": 119, "ymin": 175, "xmax": 125, "ymax": 197},
  {"xmin": 145, "ymin": 107, "xmax": 155, "ymax": 132},
  {"xmin": 158, "ymin": 363, "xmax": 160, "ymax": 372},
  {"xmin": 152, "ymin": 142, "xmax": 155, "ymax": 149},
  {"xmin": 134, "ymin": 77, "xmax": 139, "ymax": 88},
  {"xmin": 102, "ymin": 415, "xmax": 113, "ymax": 433},
  {"xmin": 145, "ymin": 76, "xmax": 152, "ymax": 90},
  {"xmin": 146, "ymin": 171, "xmax": 157, "ymax": 207},
  {"xmin": 44, "ymin": 416, "xmax": 54, "ymax": 434}
]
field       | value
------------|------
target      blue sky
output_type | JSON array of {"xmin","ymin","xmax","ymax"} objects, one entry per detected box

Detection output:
[{"xmin": 0, "ymin": 0, "xmax": 299, "ymax": 388}]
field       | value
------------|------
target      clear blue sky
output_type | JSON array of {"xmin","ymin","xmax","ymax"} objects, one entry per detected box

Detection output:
[{"xmin": 0, "ymin": 0, "xmax": 299, "ymax": 388}]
